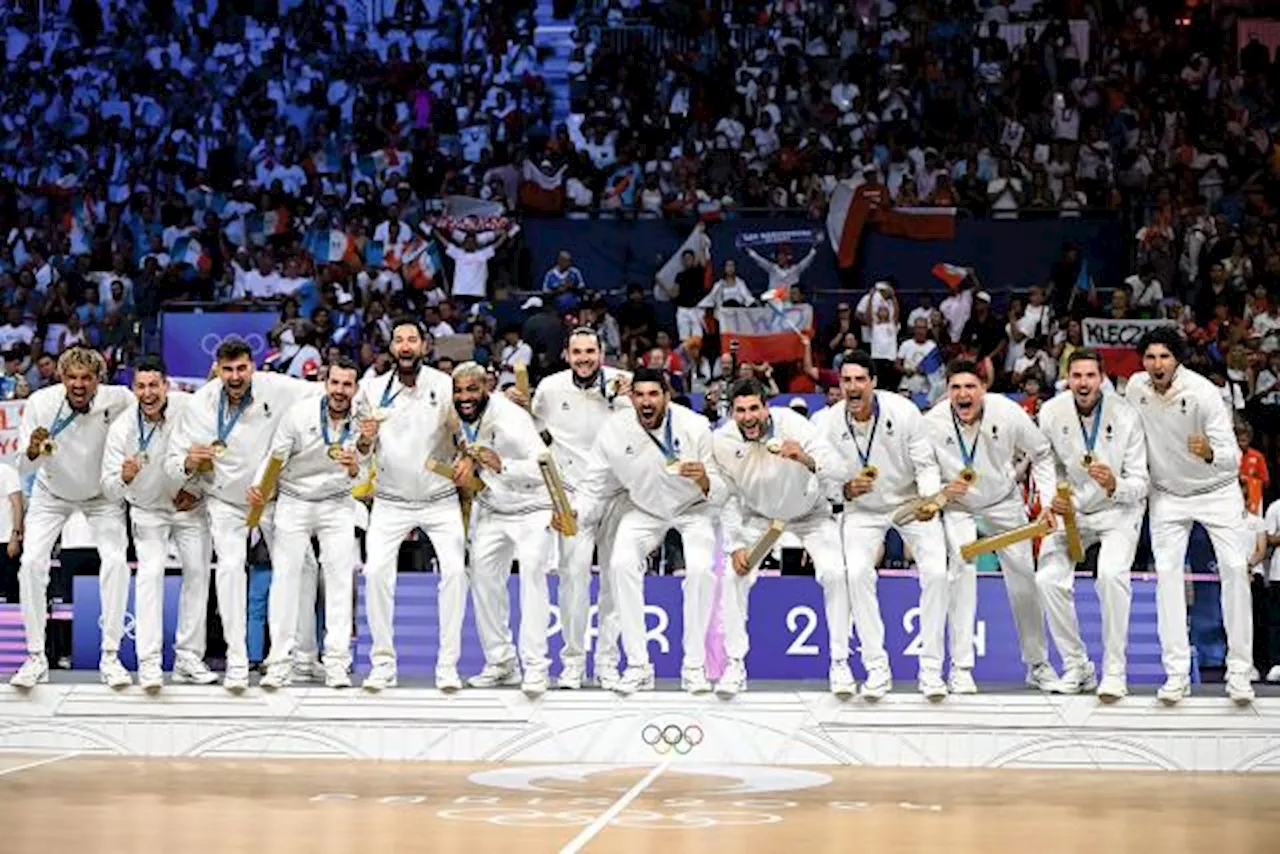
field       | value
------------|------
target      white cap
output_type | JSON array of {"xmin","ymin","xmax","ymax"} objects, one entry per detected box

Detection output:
[
  {"xmin": 975, "ymin": 291, "xmax": 991, "ymax": 303},
  {"xmin": 521, "ymin": 296, "xmax": 544, "ymax": 310},
  {"xmin": 788, "ymin": 396, "xmax": 808, "ymax": 411}
]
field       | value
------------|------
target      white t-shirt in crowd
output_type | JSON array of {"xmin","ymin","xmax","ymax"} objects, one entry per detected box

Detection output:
[
  {"xmin": 445, "ymin": 244, "xmax": 496, "ymax": 299},
  {"xmin": 896, "ymin": 338, "xmax": 937, "ymax": 393}
]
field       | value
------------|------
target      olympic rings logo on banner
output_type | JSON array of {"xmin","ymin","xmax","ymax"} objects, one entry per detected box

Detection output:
[
  {"xmin": 641, "ymin": 722, "xmax": 704, "ymax": 755},
  {"xmin": 200, "ymin": 332, "xmax": 268, "ymax": 356}
]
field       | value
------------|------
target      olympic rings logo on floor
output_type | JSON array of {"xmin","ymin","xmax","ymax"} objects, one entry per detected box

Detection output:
[{"xmin": 641, "ymin": 722, "xmax": 704, "ymax": 755}]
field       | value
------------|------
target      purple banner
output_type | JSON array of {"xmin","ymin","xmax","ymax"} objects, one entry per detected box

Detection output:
[
  {"xmin": 161, "ymin": 310, "xmax": 278, "ymax": 379},
  {"xmin": 352, "ymin": 574, "xmax": 1167, "ymax": 684},
  {"xmin": 66, "ymin": 574, "xmax": 1167, "ymax": 683}
]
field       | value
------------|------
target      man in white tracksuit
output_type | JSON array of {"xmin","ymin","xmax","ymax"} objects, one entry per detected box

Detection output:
[
  {"xmin": 100, "ymin": 356, "xmax": 209, "ymax": 692},
  {"xmin": 452, "ymin": 362, "xmax": 555, "ymax": 696},
  {"xmin": 923, "ymin": 358, "xmax": 1058, "ymax": 694},
  {"xmin": 10, "ymin": 347, "xmax": 135, "ymax": 689},
  {"xmin": 712, "ymin": 378, "xmax": 848, "ymax": 698},
  {"xmin": 1037, "ymin": 348, "xmax": 1148, "ymax": 701},
  {"xmin": 514, "ymin": 327, "xmax": 631, "ymax": 690},
  {"xmin": 352, "ymin": 319, "xmax": 462, "ymax": 692},
  {"xmin": 166, "ymin": 337, "xmax": 321, "ymax": 692},
  {"xmin": 1124, "ymin": 326, "xmax": 1254, "ymax": 704},
  {"xmin": 252, "ymin": 357, "xmax": 367, "ymax": 689},
  {"xmin": 575, "ymin": 367, "xmax": 728, "ymax": 695},
  {"xmin": 812, "ymin": 353, "xmax": 951, "ymax": 699}
]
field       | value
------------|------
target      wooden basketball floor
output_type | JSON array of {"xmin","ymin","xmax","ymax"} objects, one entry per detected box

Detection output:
[{"xmin": 0, "ymin": 753, "xmax": 1275, "ymax": 853}]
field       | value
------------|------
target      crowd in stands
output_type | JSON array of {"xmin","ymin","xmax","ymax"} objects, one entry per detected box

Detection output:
[
  {"xmin": 1, "ymin": 0, "xmax": 1280, "ymax": 677},
  {"xmin": 0, "ymin": 0, "xmax": 1278, "ymax": 474}
]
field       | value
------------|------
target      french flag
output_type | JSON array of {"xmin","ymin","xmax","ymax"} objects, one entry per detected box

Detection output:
[
  {"xmin": 306, "ymin": 229, "xmax": 355, "ymax": 265},
  {"xmin": 931, "ymin": 263, "xmax": 971, "ymax": 288}
]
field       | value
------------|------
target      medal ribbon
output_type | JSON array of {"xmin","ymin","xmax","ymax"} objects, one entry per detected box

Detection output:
[
  {"xmin": 1078, "ymin": 396, "xmax": 1104, "ymax": 455},
  {"xmin": 49, "ymin": 398, "xmax": 79, "ymax": 439},
  {"xmin": 216, "ymin": 387, "xmax": 252, "ymax": 444},
  {"xmin": 950, "ymin": 406, "xmax": 980, "ymax": 470},
  {"xmin": 320, "ymin": 397, "xmax": 352, "ymax": 448},
  {"xmin": 845, "ymin": 398, "xmax": 880, "ymax": 469},
  {"xmin": 136, "ymin": 407, "xmax": 161, "ymax": 453},
  {"xmin": 379, "ymin": 374, "xmax": 404, "ymax": 408},
  {"xmin": 646, "ymin": 411, "xmax": 678, "ymax": 462}
]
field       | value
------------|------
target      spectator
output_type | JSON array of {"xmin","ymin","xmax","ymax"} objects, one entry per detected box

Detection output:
[
  {"xmin": 541, "ymin": 250, "xmax": 586, "ymax": 309},
  {"xmin": 438, "ymin": 228, "xmax": 513, "ymax": 303}
]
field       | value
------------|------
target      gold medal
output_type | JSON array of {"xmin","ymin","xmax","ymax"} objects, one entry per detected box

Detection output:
[
  {"xmin": 137, "ymin": 452, "xmax": 149, "ymax": 466},
  {"xmin": 959, "ymin": 466, "xmax": 977, "ymax": 484},
  {"xmin": 370, "ymin": 407, "xmax": 389, "ymax": 422},
  {"xmin": 1081, "ymin": 452, "xmax": 1095, "ymax": 467},
  {"xmin": 861, "ymin": 464, "xmax": 879, "ymax": 482},
  {"xmin": 211, "ymin": 440, "xmax": 227, "ymax": 457},
  {"xmin": 327, "ymin": 444, "xmax": 344, "ymax": 461},
  {"xmin": 764, "ymin": 439, "xmax": 783, "ymax": 454},
  {"xmin": 666, "ymin": 459, "xmax": 683, "ymax": 474},
  {"xmin": 40, "ymin": 438, "xmax": 56, "ymax": 456}
]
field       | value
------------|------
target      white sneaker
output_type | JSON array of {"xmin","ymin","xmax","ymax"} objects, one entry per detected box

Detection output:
[
  {"xmin": 139, "ymin": 662, "xmax": 164, "ymax": 694},
  {"xmin": 861, "ymin": 666, "xmax": 893, "ymax": 700},
  {"xmin": 522, "ymin": 671, "xmax": 550, "ymax": 698},
  {"xmin": 1050, "ymin": 662, "xmax": 1098, "ymax": 695},
  {"xmin": 715, "ymin": 659, "xmax": 747, "ymax": 699},
  {"xmin": 829, "ymin": 662, "xmax": 856, "ymax": 698},
  {"xmin": 1227, "ymin": 673, "xmax": 1256, "ymax": 705},
  {"xmin": 9, "ymin": 654, "xmax": 48, "ymax": 689},
  {"xmin": 613, "ymin": 664, "xmax": 655, "ymax": 696},
  {"xmin": 223, "ymin": 666, "xmax": 250, "ymax": 694},
  {"xmin": 259, "ymin": 665, "xmax": 292, "ymax": 691},
  {"xmin": 557, "ymin": 660, "xmax": 585, "ymax": 690},
  {"xmin": 292, "ymin": 660, "xmax": 323, "ymax": 684},
  {"xmin": 594, "ymin": 664, "xmax": 620, "ymax": 691},
  {"xmin": 1157, "ymin": 675, "xmax": 1191, "ymax": 705},
  {"xmin": 325, "ymin": 667, "xmax": 352, "ymax": 690},
  {"xmin": 100, "ymin": 655, "xmax": 133, "ymax": 689},
  {"xmin": 918, "ymin": 670, "xmax": 948, "ymax": 701},
  {"xmin": 468, "ymin": 661, "xmax": 521, "ymax": 688},
  {"xmin": 1026, "ymin": 662, "xmax": 1060, "ymax": 691},
  {"xmin": 435, "ymin": 668, "xmax": 461, "ymax": 694},
  {"xmin": 681, "ymin": 666, "xmax": 712, "ymax": 695},
  {"xmin": 1248, "ymin": 666, "xmax": 1261, "ymax": 683},
  {"xmin": 171, "ymin": 658, "xmax": 219, "ymax": 685},
  {"xmin": 948, "ymin": 668, "xmax": 979, "ymax": 695},
  {"xmin": 1267, "ymin": 665, "xmax": 1280, "ymax": 684},
  {"xmin": 363, "ymin": 664, "xmax": 398, "ymax": 692},
  {"xmin": 1096, "ymin": 674, "xmax": 1128, "ymax": 703}
]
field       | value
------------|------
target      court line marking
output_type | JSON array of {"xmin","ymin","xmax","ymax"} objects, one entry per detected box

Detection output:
[
  {"xmin": 0, "ymin": 752, "xmax": 80, "ymax": 779},
  {"xmin": 558, "ymin": 759, "xmax": 671, "ymax": 854}
]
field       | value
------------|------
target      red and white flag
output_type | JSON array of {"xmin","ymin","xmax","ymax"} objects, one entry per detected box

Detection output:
[{"xmin": 826, "ymin": 181, "xmax": 957, "ymax": 269}]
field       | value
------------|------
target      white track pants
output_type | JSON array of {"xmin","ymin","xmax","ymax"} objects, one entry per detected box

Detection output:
[
  {"xmin": 942, "ymin": 496, "xmax": 1048, "ymax": 670},
  {"xmin": 203, "ymin": 497, "xmax": 277, "ymax": 672},
  {"xmin": 1037, "ymin": 506, "xmax": 1143, "ymax": 677},
  {"xmin": 722, "ymin": 511, "xmax": 844, "ymax": 665},
  {"xmin": 266, "ymin": 494, "xmax": 356, "ymax": 672},
  {"xmin": 20, "ymin": 486, "xmax": 129, "ymax": 658},
  {"xmin": 843, "ymin": 510, "xmax": 948, "ymax": 676},
  {"xmin": 610, "ymin": 507, "xmax": 716, "ymax": 672},
  {"xmin": 363, "ymin": 496, "xmax": 467, "ymax": 674},
  {"xmin": 470, "ymin": 504, "xmax": 554, "ymax": 675},
  {"xmin": 1149, "ymin": 485, "xmax": 1253, "ymax": 678},
  {"xmin": 131, "ymin": 505, "xmax": 210, "ymax": 668},
  {"xmin": 557, "ymin": 492, "xmax": 626, "ymax": 671}
]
